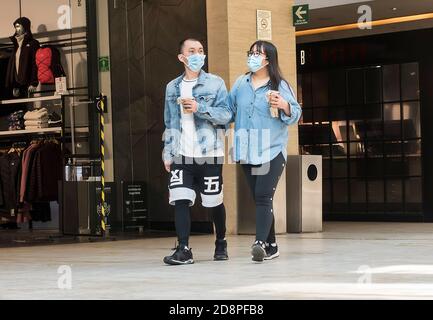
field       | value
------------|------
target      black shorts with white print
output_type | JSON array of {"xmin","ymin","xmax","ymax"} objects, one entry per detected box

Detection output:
[{"xmin": 168, "ymin": 156, "xmax": 224, "ymax": 208}]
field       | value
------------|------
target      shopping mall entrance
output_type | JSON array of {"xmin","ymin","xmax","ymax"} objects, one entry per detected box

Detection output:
[{"xmin": 297, "ymin": 28, "xmax": 433, "ymax": 222}]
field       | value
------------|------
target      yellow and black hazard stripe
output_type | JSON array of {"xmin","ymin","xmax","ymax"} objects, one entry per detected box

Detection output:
[{"xmin": 98, "ymin": 98, "xmax": 106, "ymax": 234}]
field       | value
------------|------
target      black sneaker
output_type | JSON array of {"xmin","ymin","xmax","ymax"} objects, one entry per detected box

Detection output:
[
  {"xmin": 214, "ymin": 239, "xmax": 228, "ymax": 261},
  {"xmin": 251, "ymin": 240, "xmax": 266, "ymax": 262},
  {"xmin": 163, "ymin": 245, "xmax": 194, "ymax": 265},
  {"xmin": 264, "ymin": 243, "xmax": 280, "ymax": 260}
]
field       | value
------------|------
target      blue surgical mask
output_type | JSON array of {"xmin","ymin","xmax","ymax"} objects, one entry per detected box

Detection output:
[
  {"xmin": 247, "ymin": 55, "xmax": 267, "ymax": 73},
  {"xmin": 185, "ymin": 54, "xmax": 206, "ymax": 72}
]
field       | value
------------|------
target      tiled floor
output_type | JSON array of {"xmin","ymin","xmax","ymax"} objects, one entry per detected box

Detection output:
[{"xmin": 2, "ymin": 222, "xmax": 433, "ymax": 300}]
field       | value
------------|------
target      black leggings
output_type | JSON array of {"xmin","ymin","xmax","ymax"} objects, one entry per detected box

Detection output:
[
  {"xmin": 241, "ymin": 153, "xmax": 286, "ymax": 243},
  {"xmin": 175, "ymin": 201, "xmax": 226, "ymax": 247}
]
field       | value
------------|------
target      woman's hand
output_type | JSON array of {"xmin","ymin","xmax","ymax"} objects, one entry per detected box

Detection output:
[{"xmin": 270, "ymin": 94, "xmax": 291, "ymax": 116}]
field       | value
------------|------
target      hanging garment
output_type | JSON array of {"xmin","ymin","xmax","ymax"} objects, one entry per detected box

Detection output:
[
  {"xmin": 27, "ymin": 142, "xmax": 62, "ymax": 202},
  {"xmin": 35, "ymin": 46, "xmax": 66, "ymax": 84},
  {"xmin": 17, "ymin": 142, "xmax": 42, "ymax": 221},
  {"xmin": 30, "ymin": 202, "xmax": 51, "ymax": 222},
  {"xmin": 19, "ymin": 143, "xmax": 41, "ymax": 204},
  {"xmin": 0, "ymin": 151, "xmax": 22, "ymax": 215}
]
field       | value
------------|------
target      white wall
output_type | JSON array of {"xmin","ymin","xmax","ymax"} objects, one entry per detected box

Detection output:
[
  {"xmin": 0, "ymin": 0, "xmax": 20, "ymax": 39},
  {"xmin": 0, "ymin": 0, "xmax": 86, "ymax": 38},
  {"xmin": 21, "ymin": 0, "xmax": 86, "ymax": 31}
]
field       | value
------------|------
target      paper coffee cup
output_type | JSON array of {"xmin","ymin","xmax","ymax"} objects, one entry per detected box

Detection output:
[
  {"xmin": 178, "ymin": 97, "xmax": 195, "ymax": 114},
  {"xmin": 266, "ymin": 90, "xmax": 280, "ymax": 118}
]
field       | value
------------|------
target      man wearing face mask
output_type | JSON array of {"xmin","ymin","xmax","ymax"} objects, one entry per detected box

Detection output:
[
  {"xmin": 162, "ymin": 38, "xmax": 232, "ymax": 265},
  {"xmin": 5, "ymin": 17, "xmax": 40, "ymax": 98}
]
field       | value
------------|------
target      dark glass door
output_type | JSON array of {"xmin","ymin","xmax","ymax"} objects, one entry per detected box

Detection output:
[{"xmin": 298, "ymin": 63, "xmax": 422, "ymax": 220}]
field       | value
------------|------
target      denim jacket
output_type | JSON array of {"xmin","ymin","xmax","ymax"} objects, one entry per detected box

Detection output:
[
  {"xmin": 229, "ymin": 73, "xmax": 302, "ymax": 165},
  {"xmin": 163, "ymin": 70, "xmax": 232, "ymax": 162}
]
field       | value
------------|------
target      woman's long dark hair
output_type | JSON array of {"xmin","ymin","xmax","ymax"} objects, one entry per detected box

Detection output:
[{"xmin": 249, "ymin": 40, "xmax": 288, "ymax": 91}]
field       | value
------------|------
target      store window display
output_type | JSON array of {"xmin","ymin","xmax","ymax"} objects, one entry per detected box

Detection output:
[{"xmin": 5, "ymin": 17, "xmax": 40, "ymax": 98}]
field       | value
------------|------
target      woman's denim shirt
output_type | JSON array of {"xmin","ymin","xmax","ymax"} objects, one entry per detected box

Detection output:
[{"xmin": 229, "ymin": 73, "xmax": 302, "ymax": 165}]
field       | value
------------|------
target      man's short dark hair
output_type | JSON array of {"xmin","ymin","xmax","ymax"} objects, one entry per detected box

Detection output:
[{"xmin": 179, "ymin": 38, "xmax": 202, "ymax": 54}]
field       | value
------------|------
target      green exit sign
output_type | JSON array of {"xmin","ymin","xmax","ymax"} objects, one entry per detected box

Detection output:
[
  {"xmin": 293, "ymin": 4, "xmax": 309, "ymax": 26},
  {"xmin": 99, "ymin": 56, "xmax": 110, "ymax": 72}
]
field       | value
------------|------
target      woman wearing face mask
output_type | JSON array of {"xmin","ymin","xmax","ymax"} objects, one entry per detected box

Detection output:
[{"xmin": 229, "ymin": 41, "xmax": 302, "ymax": 262}]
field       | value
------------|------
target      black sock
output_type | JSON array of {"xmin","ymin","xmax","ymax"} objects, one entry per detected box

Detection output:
[
  {"xmin": 174, "ymin": 200, "xmax": 191, "ymax": 247},
  {"xmin": 211, "ymin": 204, "xmax": 226, "ymax": 241}
]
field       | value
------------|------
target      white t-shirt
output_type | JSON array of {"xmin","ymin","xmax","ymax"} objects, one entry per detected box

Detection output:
[{"xmin": 179, "ymin": 78, "xmax": 224, "ymax": 158}]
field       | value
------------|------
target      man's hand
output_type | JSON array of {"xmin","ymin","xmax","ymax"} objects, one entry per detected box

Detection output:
[
  {"xmin": 181, "ymin": 98, "xmax": 198, "ymax": 113},
  {"xmin": 270, "ymin": 94, "xmax": 291, "ymax": 116},
  {"xmin": 164, "ymin": 161, "xmax": 172, "ymax": 173}
]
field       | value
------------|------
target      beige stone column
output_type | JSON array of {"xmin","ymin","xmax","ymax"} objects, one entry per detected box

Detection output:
[{"xmin": 207, "ymin": 0, "xmax": 299, "ymax": 235}]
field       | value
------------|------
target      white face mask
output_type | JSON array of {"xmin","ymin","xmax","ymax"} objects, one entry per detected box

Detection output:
[
  {"xmin": 183, "ymin": 53, "xmax": 206, "ymax": 72},
  {"xmin": 247, "ymin": 55, "xmax": 268, "ymax": 73}
]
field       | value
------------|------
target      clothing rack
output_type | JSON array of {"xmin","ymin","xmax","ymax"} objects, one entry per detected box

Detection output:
[{"xmin": 0, "ymin": 95, "xmax": 66, "ymax": 231}]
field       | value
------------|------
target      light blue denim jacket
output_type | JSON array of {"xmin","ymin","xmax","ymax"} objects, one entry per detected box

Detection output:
[
  {"xmin": 163, "ymin": 70, "xmax": 232, "ymax": 162},
  {"xmin": 229, "ymin": 73, "xmax": 302, "ymax": 165}
]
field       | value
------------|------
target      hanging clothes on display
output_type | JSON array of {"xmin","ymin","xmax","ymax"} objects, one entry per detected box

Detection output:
[
  {"xmin": 0, "ymin": 146, "xmax": 24, "ymax": 219},
  {"xmin": 0, "ymin": 139, "xmax": 62, "ymax": 225},
  {"xmin": 26, "ymin": 139, "xmax": 62, "ymax": 202}
]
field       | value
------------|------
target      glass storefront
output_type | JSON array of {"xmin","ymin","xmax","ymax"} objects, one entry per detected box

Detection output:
[
  {"xmin": 297, "ymin": 28, "xmax": 433, "ymax": 221},
  {"xmin": 107, "ymin": 0, "xmax": 213, "ymax": 234},
  {"xmin": 299, "ymin": 63, "xmax": 422, "ymax": 216}
]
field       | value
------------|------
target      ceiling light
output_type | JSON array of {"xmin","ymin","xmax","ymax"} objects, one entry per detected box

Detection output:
[{"xmin": 296, "ymin": 13, "xmax": 433, "ymax": 37}]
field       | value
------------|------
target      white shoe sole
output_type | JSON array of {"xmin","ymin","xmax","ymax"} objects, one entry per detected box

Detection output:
[
  {"xmin": 264, "ymin": 251, "xmax": 280, "ymax": 260},
  {"xmin": 214, "ymin": 256, "xmax": 229, "ymax": 261},
  {"xmin": 164, "ymin": 258, "xmax": 194, "ymax": 265}
]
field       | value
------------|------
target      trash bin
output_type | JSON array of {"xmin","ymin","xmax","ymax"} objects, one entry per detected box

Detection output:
[
  {"xmin": 286, "ymin": 155, "xmax": 322, "ymax": 233},
  {"xmin": 60, "ymin": 181, "xmax": 116, "ymax": 236}
]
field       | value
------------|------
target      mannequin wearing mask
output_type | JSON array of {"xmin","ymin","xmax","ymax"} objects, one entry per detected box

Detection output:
[{"xmin": 5, "ymin": 17, "xmax": 40, "ymax": 98}]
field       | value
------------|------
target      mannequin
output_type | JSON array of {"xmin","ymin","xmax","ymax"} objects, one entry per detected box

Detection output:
[{"xmin": 5, "ymin": 17, "xmax": 40, "ymax": 98}]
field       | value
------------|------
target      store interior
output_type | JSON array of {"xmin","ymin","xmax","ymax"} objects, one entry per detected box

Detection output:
[{"xmin": 0, "ymin": 1, "xmax": 97, "ymax": 246}]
